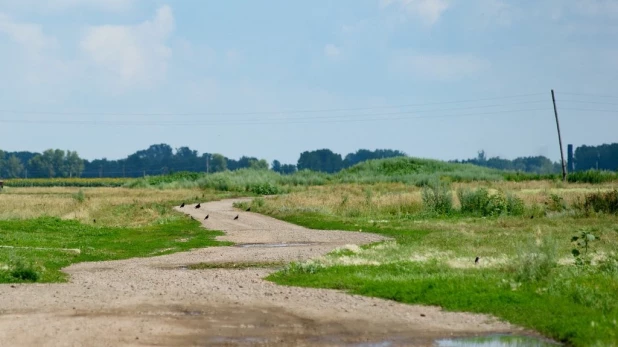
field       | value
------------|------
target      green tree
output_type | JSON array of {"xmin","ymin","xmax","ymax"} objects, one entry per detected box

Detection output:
[
  {"xmin": 0, "ymin": 150, "xmax": 5, "ymax": 177},
  {"xmin": 29, "ymin": 150, "xmax": 56, "ymax": 178},
  {"xmin": 271, "ymin": 160, "xmax": 282, "ymax": 173},
  {"xmin": 5, "ymin": 155, "xmax": 24, "ymax": 178},
  {"xmin": 249, "ymin": 159, "xmax": 269, "ymax": 170},
  {"xmin": 210, "ymin": 153, "xmax": 227, "ymax": 172},
  {"xmin": 297, "ymin": 149, "xmax": 343, "ymax": 173},
  {"xmin": 64, "ymin": 151, "xmax": 84, "ymax": 178}
]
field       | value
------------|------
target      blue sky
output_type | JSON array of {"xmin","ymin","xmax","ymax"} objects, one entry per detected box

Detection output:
[{"xmin": 0, "ymin": 0, "xmax": 617, "ymax": 164}]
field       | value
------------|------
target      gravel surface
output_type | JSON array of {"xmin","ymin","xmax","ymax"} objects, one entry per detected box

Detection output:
[{"xmin": 0, "ymin": 198, "xmax": 529, "ymax": 346}]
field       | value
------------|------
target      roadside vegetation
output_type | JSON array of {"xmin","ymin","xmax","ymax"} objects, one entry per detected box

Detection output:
[
  {"xmin": 0, "ymin": 187, "xmax": 240, "ymax": 282},
  {"xmin": 234, "ymin": 179, "xmax": 618, "ymax": 346}
]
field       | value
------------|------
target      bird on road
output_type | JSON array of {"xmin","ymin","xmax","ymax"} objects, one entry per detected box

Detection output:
[
  {"xmin": 234, "ymin": 215, "xmax": 239, "ymax": 220},
  {"xmin": 475, "ymin": 256, "xmax": 480, "ymax": 264},
  {"xmin": 204, "ymin": 215, "xmax": 209, "ymax": 220},
  {"xmin": 180, "ymin": 203, "xmax": 185, "ymax": 208},
  {"xmin": 195, "ymin": 203, "xmax": 201, "ymax": 209}
]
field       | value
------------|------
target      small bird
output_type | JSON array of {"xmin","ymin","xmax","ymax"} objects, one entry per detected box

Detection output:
[
  {"xmin": 180, "ymin": 203, "xmax": 185, "ymax": 208},
  {"xmin": 530, "ymin": 215, "xmax": 534, "ymax": 219},
  {"xmin": 475, "ymin": 256, "xmax": 480, "ymax": 264},
  {"xmin": 195, "ymin": 203, "xmax": 201, "ymax": 209},
  {"xmin": 246, "ymin": 207, "xmax": 251, "ymax": 212},
  {"xmin": 204, "ymin": 215, "xmax": 209, "ymax": 220},
  {"xmin": 234, "ymin": 215, "xmax": 239, "ymax": 220},
  {"xmin": 93, "ymin": 219, "xmax": 96, "ymax": 223}
]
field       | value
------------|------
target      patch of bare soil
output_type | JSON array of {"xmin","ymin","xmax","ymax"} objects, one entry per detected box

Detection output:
[{"xmin": 0, "ymin": 198, "xmax": 530, "ymax": 346}]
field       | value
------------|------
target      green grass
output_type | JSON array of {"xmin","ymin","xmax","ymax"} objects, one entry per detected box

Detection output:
[
  {"xmin": 269, "ymin": 262, "xmax": 618, "ymax": 346},
  {"xmin": 0, "ymin": 215, "xmax": 230, "ymax": 283},
  {"xmin": 254, "ymin": 195, "xmax": 618, "ymax": 346}
]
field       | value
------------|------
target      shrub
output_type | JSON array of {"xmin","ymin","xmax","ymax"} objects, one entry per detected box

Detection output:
[
  {"xmin": 73, "ymin": 189, "xmax": 85, "ymax": 203},
  {"xmin": 421, "ymin": 182, "xmax": 453, "ymax": 214},
  {"xmin": 10, "ymin": 258, "xmax": 40, "ymax": 282},
  {"xmin": 512, "ymin": 236, "xmax": 558, "ymax": 283},
  {"xmin": 457, "ymin": 188, "xmax": 524, "ymax": 216},
  {"xmin": 546, "ymin": 193, "xmax": 566, "ymax": 212},
  {"xmin": 582, "ymin": 189, "xmax": 618, "ymax": 214}
]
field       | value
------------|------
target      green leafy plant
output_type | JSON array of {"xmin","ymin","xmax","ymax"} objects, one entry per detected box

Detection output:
[{"xmin": 571, "ymin": 230, "xmax": 599, "ymax": 266}]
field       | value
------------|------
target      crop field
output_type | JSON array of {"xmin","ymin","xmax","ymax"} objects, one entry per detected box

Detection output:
[{"xmin": 234, "ymin": 180, "xmax": 618, "ymax": 346}]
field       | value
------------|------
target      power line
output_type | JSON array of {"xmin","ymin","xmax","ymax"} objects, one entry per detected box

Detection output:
[
  {"xmin": 560, "ymin": 108, "xmax": 618, "ymax": 114},
  {"xmin": 0, "ymin": 92, "xmax": 546, "ymax": 117},
  {"xmin": 0, "ymin": 100, "xmax": 548, "ymax": 123},
  {"xmin": 0, "ymin": 107, "xmax": 552, "ymax": 126},
  {"xmin": 559, "ymin": 92, "xmax": 618, "ymax": 99},
  {"xmin": 560, "ymin": 100, "xmax": 618, "ymax": 106}
]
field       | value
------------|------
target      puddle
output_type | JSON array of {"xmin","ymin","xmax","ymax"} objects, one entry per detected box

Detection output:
[
  {"xmin": 435, "ymin": 334, "xmax": 561, "ymax": 347},
  {"xmin": 236, "ymin": 242, "xmax": 316, "ymax": 248}
]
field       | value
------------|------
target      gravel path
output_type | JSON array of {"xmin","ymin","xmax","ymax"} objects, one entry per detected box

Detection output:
[{"xmin": 0, "ymin": 198, "xmax": 528, "ymax": 346}]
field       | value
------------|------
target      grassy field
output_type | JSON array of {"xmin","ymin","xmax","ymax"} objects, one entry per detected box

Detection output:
[
  {"xmin": 235, "ymin": 181, "xmax": 618, "ymax": 346},
  {"xmin": 0, "ymin": 187, "xmax": 241, "ymax": 282}
]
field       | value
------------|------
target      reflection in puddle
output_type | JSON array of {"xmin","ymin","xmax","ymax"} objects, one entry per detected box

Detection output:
[
  {"xmin": 435, "ymin": 334, "xmax": 561, "ymax": 347},
  {"xmin": 237, "ymin": 242, "xmax": 316, "ymax": 248}
]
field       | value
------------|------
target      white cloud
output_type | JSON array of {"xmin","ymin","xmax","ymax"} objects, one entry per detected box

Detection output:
[
  {"xmin": 380, "ymin": 0, "xmax": 450, "ymax": 25},
  {"xmin": 476, "ymin": 0, "xmax": 516, "ymax": 26},
  {"xmin": 324, "ymin": 44, "xmax": 342, "ymax": 59},
  {"xmin": 0, "ymin": 0, "xmax": 136, "ymax": 12},
  {"xmin": 80, "ymin": 5, "xmax": 174, "ymax": 86},
  {"xmin": 0, "ymin": 12, "xmax": 57, "ymax": 55},
  {"xmin": 390, "ymin": 53, "xmax": 489, "ymax": 81}
]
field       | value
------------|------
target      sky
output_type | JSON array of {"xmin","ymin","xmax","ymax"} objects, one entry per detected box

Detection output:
[{"xmin": 0, "ymin": 0, "xmax": 617, "ymax": 165}]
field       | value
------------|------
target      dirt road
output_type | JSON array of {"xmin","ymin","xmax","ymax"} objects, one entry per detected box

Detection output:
[{"xmin": 0, "ymin": 198, "xmax": 526, "ymax": 346}]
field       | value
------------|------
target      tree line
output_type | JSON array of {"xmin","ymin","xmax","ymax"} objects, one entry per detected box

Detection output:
[
  {"xmin": 1, "ymin": 143, "xmax": 617, "ymax": 179},
  {"xmin": 0, "ymin": 145, "xmax": 406, "ymax": 178}
]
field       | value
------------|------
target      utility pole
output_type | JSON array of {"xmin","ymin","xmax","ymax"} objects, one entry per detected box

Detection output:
[
  {"xmin": 206, "ymin": 155, "xmax": 210, "ymax": 174},
  {"xmin": 551, "ymin": 89, "xmax": 567, "ymax": 182}
]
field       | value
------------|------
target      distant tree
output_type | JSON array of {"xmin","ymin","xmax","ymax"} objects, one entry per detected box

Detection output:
[
  {"xmin": 249, "ymin": 159, "xmax": 269, "ymax": 170},
  {"xmin": 280, "ymin": 164, "xmax": 297, "ymax": 175},
  {"xmin": 297, "ymin": 149, "xmax": 343, "ymax": 173},
  {"xmin": 64, "ymin": 151, "xmax": 84, "ymax": 178},
  {"xmin": 29, "ymin": 149, "xmax": 61, "ymax": 178},
  {"xmin": 0, "ymin": 150, "xmax": 5, "ymax": 177},
  {"xmin": 210, "ymin": 153, "xmax": 227, "ymax": 172},
  {"xmin": 5, "ymin": 155, "xmax": 24, "ymax": 178},
  {"xmin": 343, "ymin": 149, "xmax": 406, "ymax": 167},
  {"xmin": 271, "ymin": 160, "xmax": 282, "ymax": 173}
]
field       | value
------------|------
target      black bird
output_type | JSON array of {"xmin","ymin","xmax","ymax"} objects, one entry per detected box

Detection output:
[
  {"xmin": 204, "ymin": 215, "xmax": 209, "ymax": 220},
  {"xmin": 246, "ymin": 207, "xmax": 251, "ymax": 212},
  {"xmin": 475, "ymin": 256, "xmax": 480, "ymax": 264},
  {"xmin": 180, "ymin": 202, "xmax": 185, "ymax": 208},
  {"xmin": 530, "ymin": 215, "xmax": 534, "ymax": 219},
  {"xmin": 93, "ymin": 219, "xmax": 96, "ymax": 223},
  {"xmin": 234, "ymin": 215, "xmax": 239, "ymax": 220},
  {"xmin": 195, "ymin": 203, "xmax": 201, "ymax": 209}
]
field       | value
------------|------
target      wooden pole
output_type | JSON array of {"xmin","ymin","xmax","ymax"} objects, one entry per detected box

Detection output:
[{"xmin": 551, "ymin": 89, "xmax": 567, "ymax": 182}]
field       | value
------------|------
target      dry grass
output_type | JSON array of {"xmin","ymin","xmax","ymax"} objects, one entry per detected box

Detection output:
[
  {"xmin": 263, "ymin": 181, "xmax": 618, "ymax": 217},
  {"xmin": 0, "ymin": 187, "xmax": 235, "ymax": 227}
]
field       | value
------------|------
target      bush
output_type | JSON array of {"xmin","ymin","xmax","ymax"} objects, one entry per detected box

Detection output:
[
  {"xmin": 10, "ymin": 258, "xmax": 40, "ymax": 282},
  {"xmin": 582, "ymin": 189, "xmax": 618, "ymax": 214},
  {"xmin": 73, "ymin": 189, "xmax": 85, "ymax": 203},
  {"xmin": 457, "ymin": 188, "xmax": 524, "ymax": 216},
  {"xmin": 512, "ymin": 236, "xmax": 558, "ymax": 283},
  {"xmin": 421, "ymin": 182, "xmax": 453, "ymax": 214}
]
